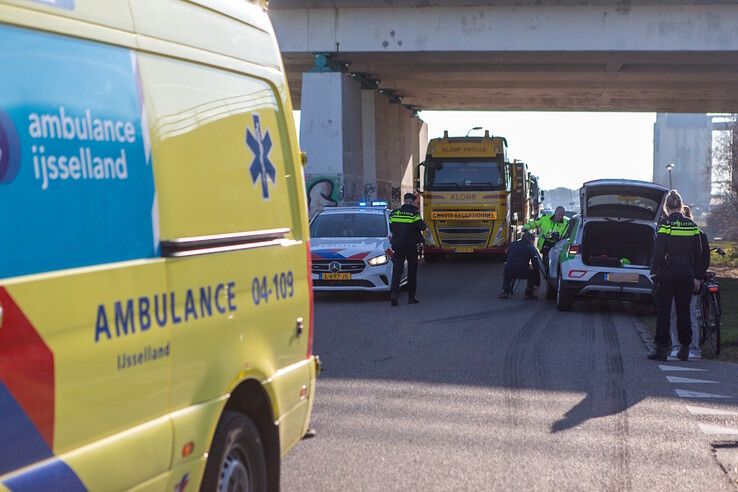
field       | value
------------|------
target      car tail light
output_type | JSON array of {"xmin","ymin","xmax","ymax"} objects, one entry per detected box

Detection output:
[
  {"xmin": 568, "ymin": 269, "xmax": 587, "ymax": 279},
  {"xmin": 708, "ymin": 286, "xmax": 719, "ymax": 293},
  {"xmin": 568, "ymin": 244, "xmax": 581, "ymax": 255},
  {"xmin": 306, "ymin": 241, "xmax": 314, "ymax": 359}
]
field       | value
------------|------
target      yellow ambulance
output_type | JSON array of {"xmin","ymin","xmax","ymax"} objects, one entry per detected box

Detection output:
[{"xmin": 0, "ymin": 0, "xmax": 317, "ymax": 490}]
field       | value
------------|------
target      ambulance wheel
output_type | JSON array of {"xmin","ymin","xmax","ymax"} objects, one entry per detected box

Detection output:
[{"xmin": 201, "ymin": 411, "xmax": 267, "ymax": 492}]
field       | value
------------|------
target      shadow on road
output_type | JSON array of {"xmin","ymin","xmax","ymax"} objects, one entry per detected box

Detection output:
[{"xmin": 310, "ymin": 261, "xmax": 738, "ymax": 434}]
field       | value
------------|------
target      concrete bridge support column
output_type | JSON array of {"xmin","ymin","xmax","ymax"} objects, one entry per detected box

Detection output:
[
  {"xmin": 301, "ymin": 69, "xmax": 428, "ymax": 215},
  {"xmin": 301, "ymin": 71, "xmax": 363, "ymax": 216},
  {"xmin": 371, "ymin": 95, "xmax": 428, "ymax": 207}
]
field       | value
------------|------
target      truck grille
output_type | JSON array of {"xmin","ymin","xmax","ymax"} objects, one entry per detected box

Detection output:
[{"xmin": 437, "ymin": 227, "xmax": 490, "ymax": 246}]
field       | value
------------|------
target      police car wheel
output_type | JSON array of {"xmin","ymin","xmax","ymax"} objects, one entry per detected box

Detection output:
[
  {"xmin": 546, "ymin": 281, "xmax": 556, "ymax": 301},
  {"xmin": 556, "ymin": 274, "xmax": 573, "ymax": 312},
  {"xmin": 202, "ymin": 411, "xmax": 267, "ymax": 492}
]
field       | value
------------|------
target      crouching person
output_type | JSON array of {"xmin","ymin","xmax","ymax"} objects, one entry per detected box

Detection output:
[{"xmin": 499, "ymin": 231, "xmax": 542, "ymax": 300}]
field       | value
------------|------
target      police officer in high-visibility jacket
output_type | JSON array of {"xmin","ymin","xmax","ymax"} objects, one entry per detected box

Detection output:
[
  {"xmin": 389, "ymin": 193, "xmax": 427, "ymax": 306},
  {"xmin": 523, "ymin": 206, "xmax": 569, "ymax": 250},
  {"xmin": 648, "ymin": 190, "xmax": 703, "ymax": 361}
]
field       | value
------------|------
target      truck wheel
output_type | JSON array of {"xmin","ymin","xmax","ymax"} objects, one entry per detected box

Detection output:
[
  {"xmin": 556, "ymin": 274, "xmax": 573, "ymax": 311},
  {"xmin": 201, "ymin": 411, "xmax": 267, "ymax": 492}
]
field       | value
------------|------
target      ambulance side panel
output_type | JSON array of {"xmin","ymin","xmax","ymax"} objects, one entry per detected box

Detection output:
[
  {"xmin": 130, "ymin": 0, "xmax": 314, "ymax": 478},
  {"xmin": 0, "ymin": 18, "xmax": 172, "ymax": 491}
]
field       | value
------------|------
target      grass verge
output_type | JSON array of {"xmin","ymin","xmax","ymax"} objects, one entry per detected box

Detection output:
[{"xmin": 710, "ymin": 241, "xmax": 738, "ymax": 269}]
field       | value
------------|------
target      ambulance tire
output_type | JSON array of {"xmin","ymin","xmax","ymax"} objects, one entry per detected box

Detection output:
[{"xmin": 201, "ymin": 411, "xmax": 267, "ymax": 492}]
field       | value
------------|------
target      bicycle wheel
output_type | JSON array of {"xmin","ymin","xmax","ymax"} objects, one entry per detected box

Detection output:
[{"xmin": 706, "ymin": 293, "xmax": 721, "ymax": 355}]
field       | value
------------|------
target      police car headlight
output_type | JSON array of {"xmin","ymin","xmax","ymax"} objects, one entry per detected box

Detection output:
[{"xmin": 368, "ymin": 254, "xmax": 390, "ymax": 266}]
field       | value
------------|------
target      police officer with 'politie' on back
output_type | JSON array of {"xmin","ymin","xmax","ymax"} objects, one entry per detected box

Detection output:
[
  {"xmin": 648, "ymin": 190, "xmax": 703, "ymax": 362},
  {"xmin": 389, "ymin": 193, "xmax": 427, "ymax": 306}
]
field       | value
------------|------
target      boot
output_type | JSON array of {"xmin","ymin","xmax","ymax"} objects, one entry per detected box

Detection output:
[
  {"xmin": 498, "ymin": 291, "xmax": 509, "ymax": 299},
  {"xmin": 408, "ymin": 296, "xmax": 419, "ymax": 304},
  {"xmin": 523, "ymin": 290, "xmax": 537, "ymax": 300},
  {"xmin": 678, "ymin": 345, "xmax": 689, "ymax": 362},
  {"xmin": 647, "ymin": 346, "xmax": 669, "ymax": 361}
]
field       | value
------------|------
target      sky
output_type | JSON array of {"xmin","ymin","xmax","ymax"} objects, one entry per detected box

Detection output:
[{"xmin": 293, "ymin": 111, "xmax": 657, "ymax": 191}]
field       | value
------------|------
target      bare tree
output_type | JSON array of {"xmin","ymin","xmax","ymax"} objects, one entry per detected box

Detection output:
[{"xmin": 707, "ymin": 115, "xmax": 738, "ymax": 240}]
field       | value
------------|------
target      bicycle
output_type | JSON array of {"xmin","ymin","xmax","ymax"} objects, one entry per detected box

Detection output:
[{"xmin": 698, "ymin": 247, "xmax": 726, "ymax": 355}]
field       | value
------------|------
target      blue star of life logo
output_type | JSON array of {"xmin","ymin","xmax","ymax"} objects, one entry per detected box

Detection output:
[{"xmin": 246, "ymin": 114, "xmax": 276, "ymax": 200}]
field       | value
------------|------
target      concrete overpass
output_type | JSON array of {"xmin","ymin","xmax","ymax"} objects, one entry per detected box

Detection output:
[{"xmin": 268, "ymin": 1, "xmax": 738, "ymax": 210}]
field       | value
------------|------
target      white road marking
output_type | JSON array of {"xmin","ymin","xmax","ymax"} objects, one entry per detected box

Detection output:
[
  {"xmin": 666, "ymin": 376, "xmax": 718, "ymax": 384},
  {"xmin": 675, "ymin": 389, "xmax": 733, "ymax": 399},
  {"xmin": 686, "ymin": 405, "xmax": 738, "ymax": 416},
  {"xmin": 658, "ymin": 364, "xmax": 707, "ymax": 372},
  {"xmin": 697, "ymin": 423, "xmax": 738, "ymax": 435}
]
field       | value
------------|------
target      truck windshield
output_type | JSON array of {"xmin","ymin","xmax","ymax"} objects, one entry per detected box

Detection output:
[{"xmin": 425, "ymin": 160, "xmax": 505, "ymax": 191}]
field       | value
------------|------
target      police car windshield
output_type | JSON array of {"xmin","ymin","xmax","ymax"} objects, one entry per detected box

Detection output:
[
  {"xmin": 426, "ymin": 160, "xmax": 504, "ymax": 191},
  {"xmin": 310, "ymin": 213, "xmax": 388, "ymax": 238}
]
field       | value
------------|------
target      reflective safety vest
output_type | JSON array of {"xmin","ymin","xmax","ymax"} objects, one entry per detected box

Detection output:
[
  {"xmin": 389, "ymin": 205, "xmax": 426, "ymax": 251},
  {"xmin": 523, "ymin": 214, "xmax": 569, "ymax": 249},
  {"xmin": 651, "ymin": 213, "xmax": 702, "ymax": 274}
]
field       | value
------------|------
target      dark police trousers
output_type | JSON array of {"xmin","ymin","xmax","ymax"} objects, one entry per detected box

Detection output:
[
  {"xmin": 655, "ymin": 264, "xmax": 694, "ymax": 349},
  {"xmin": 502, "ymin": 267, "xmax": 540, "ymax": 295},
  {"xmin": 390, "ymin": 247, "xmax": 418, "ymax": 298}
]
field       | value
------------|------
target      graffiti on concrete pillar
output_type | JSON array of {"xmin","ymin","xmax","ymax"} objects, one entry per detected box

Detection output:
[
  {"xmin": 306, "ymin": 175, "xmax": 341, "ymax": 217},
  {"xmin": 344, "ymin": 179, "xmax": 360, "ymax": 202},
  {"xmin": 363, "ymin": 183, "xmax": 376, "ymax": 202},
  {"xmin": 391, "ymin": 186, "xmax": 402, "ymax": 205}
]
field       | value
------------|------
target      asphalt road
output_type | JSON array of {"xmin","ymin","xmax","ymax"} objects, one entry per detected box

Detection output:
[{"xmin": 282, "ymin": 259, "xmax": 738, "ymax": 490}]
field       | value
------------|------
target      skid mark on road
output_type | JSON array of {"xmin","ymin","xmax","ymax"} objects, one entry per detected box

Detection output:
[
  {"xmin": 502, "ymin": 305, "xmax": 551, "ymax": 427},
  {"xmin": 422, "ymin": 304, "xmax": 524, "ymax": 325},
  {"xmin": 600, "ymin": 306, "xmax": 632, "ymax": 491}
]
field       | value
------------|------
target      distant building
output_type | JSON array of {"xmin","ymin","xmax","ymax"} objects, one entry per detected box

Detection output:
[
  {"xmin": 543, "ymin": 187, "xmax": 580, "ymax": 214},
  {"xmin": 653, "ymin": 114, "xmax": 712, "ymax": 219}
]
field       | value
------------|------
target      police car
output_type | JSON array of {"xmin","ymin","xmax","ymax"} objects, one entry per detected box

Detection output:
[{"xmin": 310, "ymin": 203, "xmax": 406, "ymax": 292}]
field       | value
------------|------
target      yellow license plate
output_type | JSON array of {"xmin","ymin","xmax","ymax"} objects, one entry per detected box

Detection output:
[
  {"xmin": 322, "ymin": 273, "xmax": 351, "ymax": 280},
  {"xmin": 456, "ymin": 248, "xmax": 474, "ymax": 253},
  {"xmin": 431, "ymin": 211, "xmax": 497, "ymax": 221},
  {"xmin": 606, "ymin": 273, "xmax": 639, "ymax": 283}
]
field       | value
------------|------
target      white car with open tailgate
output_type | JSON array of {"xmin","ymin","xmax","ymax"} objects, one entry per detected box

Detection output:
[{"xmin": 546, "ymin": 179, "xmax": 669, "ymax": 311}]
